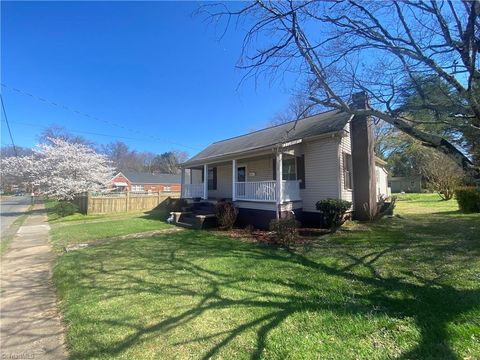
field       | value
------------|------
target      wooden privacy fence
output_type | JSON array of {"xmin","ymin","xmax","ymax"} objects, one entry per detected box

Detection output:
[{"xmin": 73, "ymin": 191, "xmax": 180, "ymax": 215}]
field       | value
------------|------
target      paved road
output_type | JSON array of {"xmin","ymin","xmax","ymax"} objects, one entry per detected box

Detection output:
[{"xmin": 0, "ymin": 196, "xmax": 31, "ymax": 237}]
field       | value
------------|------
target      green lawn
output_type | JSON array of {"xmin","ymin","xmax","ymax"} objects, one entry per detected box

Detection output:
[
  {"xmin": 53, "ymin": 194, "xmax": 480, "ymax": 359},
  {"xmin": 46, "ymin": 200, "xmax": 172, "ymax": 251}
]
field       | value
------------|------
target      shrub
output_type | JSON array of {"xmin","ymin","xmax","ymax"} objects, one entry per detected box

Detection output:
[
  {"xmin": 54, "ymin": 201, "xmax": 79, "ymax": 217},
  {"xmin": 455, "ymin": 187, "xmax": 480, "ymax": 213},
  {"xmin": 269, "ymin": 218, "xmax": 299, "ymax": 246},
  {"xmin": 170, "ymin": 198, "xmax": 188, "ymax": 212},
  {"xmin": 215, "ymin": 201, "xmax": 238, "ymax": 230},
  {"xmin": 315, "ymin": 199, "xmax": 352, "ymax": 229}
]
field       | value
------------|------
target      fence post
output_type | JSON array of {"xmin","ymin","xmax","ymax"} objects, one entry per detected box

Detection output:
[
  {"xmin": 86, "ymin": 192, "xmax": 91, "ymax": 215},
  {"xmin": 126, "ymin": 191, "xmax": 130, "ymax": 212}
]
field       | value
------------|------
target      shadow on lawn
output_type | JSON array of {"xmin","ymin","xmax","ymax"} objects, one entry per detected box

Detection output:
[{"xmin": 62, "ymin": 214, "xmax": 480, "ymax": 359}]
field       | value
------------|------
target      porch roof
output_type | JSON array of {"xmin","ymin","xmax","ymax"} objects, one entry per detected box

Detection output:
[{"xmin": 182, "ymin": 110, "xmax": 352, "ymax": 167}]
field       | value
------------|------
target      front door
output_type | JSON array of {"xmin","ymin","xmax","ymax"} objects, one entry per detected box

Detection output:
[{"xmin": 237, "ymin": 166, "xmax": 246, "ymax": 197}]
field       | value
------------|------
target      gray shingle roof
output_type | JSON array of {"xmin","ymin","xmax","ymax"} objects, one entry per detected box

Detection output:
[
  {"xmin": 120, "ymin": 171, "xmax": 182, "ymax": 184},
  {"xmin": 184, "ymin": 110, "xmax": 352, "ymax": 166}
]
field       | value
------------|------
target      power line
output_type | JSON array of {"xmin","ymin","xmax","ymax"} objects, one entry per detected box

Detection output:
[
  {"xmin": 1, "ymin": 83, "xmax": 200, "ymax": 151},
  {"xmin": 9, "ymin": 120, "xmax": 169, "ymax": 143},
  {"xmin": 0, "ymin": 94, "xmax": 18, "ymax": 156}
]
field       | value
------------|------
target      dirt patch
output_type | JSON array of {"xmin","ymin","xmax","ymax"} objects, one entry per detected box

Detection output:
[
  {"xmin": 213, "ymin": 227, "xmax": 332, "ymax": 245},
  {"xmin": 64, "ymin": 227, "xmax": 184, "ymax": 252}
]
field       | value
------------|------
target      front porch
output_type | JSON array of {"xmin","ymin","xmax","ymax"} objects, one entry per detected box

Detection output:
[{"xmin": 180, "ymin": 152, "xmax": 302, "ymax": 205}]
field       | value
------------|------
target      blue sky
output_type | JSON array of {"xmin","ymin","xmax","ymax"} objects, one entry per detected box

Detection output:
[{"xmin": 1, "ymin": 1, "xmax": 298, "ymax": 156}]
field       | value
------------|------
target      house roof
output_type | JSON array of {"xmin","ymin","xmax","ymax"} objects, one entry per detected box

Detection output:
[
  {"xmin": 118, "ymin": 171, "xmax": 182, "ymax": 184},
  {"xmin": 183, "ymin": 110, "xmax": 352, "ymax": 166}
]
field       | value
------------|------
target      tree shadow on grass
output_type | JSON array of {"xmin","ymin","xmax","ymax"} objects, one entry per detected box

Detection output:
[{"xmin": 56, "ymin": 215, "xmax": 480, "ymax": 359}]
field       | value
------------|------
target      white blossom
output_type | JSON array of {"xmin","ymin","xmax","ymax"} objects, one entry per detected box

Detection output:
[{"xmin": 1, "ymin": 138, "xmax": 114, "ymax": 200}]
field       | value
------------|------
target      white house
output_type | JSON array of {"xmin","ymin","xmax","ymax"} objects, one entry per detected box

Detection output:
[{"xmin": 179, "ymin": 93, "xmax": 389, "ymax": 228}]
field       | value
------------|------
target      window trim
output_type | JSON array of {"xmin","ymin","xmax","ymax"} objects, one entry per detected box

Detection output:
[
  {"xmin": 343, "ymin": 153, "xmax": 353, "ymax": 190},
  {"xmin": 208, "ymin": 167, "xmax": 217, "ymax": 190}
]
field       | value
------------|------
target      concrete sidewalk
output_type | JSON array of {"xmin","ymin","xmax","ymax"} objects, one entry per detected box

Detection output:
[{"xmin": 1, "ymin": 203, "xmax": 67, "ymax": 359}]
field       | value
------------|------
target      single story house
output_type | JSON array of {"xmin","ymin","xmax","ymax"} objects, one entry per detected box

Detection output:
[
  {"xmin": 180, "ymin": 92, "xmax": 389, "ymax": 228},
  {"xmin": 388, "ymin": 175, "xmax": 423, "ymax": 193},
  {"xmin": 109, "ymin": 171, "xmax": 182, "ymax": 193}
]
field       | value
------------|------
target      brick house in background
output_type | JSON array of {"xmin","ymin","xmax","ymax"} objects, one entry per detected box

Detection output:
[{"xmin": 109, "ymin": 171, "xmax": 183, "ymax": 192}]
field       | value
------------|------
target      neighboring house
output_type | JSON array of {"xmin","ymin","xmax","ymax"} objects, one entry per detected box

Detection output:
[
  {"xmin": 109, "ymin": 171, "xmax": 182, "ymax": 192},
  {"xmin": 180, "ymin": 92, "xmax": 388, "ymax": 228},
  {"xmin": 388, "ymin": 175, "xmax": 423, "ymax": 193}
]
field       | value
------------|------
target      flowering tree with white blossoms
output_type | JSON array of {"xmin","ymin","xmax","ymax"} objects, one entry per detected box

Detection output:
[{"xmin": 1, "ymin": 138, "xmax": 114, "ymax": 200}]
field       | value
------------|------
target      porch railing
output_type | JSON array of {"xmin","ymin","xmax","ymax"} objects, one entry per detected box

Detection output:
[
  {"xmin": 182, "ymin": 183, "xmax": 204, "ymax": 198},
  {"xmin": 281, "ymin": 180, "xmax": 301, "ymax": 202},
  {"xmin": 235, "ymin": 180, "xmax": 300, "ymax": 202},
  {"xmin": 236, "ymin": 181, "xmax": 276, "ymax": 201}
]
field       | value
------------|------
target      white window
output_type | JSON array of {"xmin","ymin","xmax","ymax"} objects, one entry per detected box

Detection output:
[
  {"xmin": 131, "ymin": 185, "xmax": 144, "ymax": 192},
  {"xmin": 343, "ymin": 153, "xmax": 353, "ymax": 190},
  {"xmin": 282, "ymin": 157, "xmax": 297, "ymax": 181},
  {"xmin": 163, "ymin": 186, "xmax": 171, "ymax": 192}
]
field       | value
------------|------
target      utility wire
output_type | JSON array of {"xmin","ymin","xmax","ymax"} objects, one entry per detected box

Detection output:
[
  {"xmin": 1, "ymin": 83, "xmax": 200, "ymax": 151},
  {"xmin": 9, "ymin": 120, "xmax": 169, "ymax": 143},
  {"xmin": 0, "ymin": 94, "xmax": 18, "ymax": 156}
]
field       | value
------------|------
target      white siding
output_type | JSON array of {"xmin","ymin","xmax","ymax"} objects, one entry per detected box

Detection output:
[
  {"xmin": 339, "ymin": 122, "xmax": 353, "ymax": 203},
  {"xmin": 239, "ymin": 156, "xmax": 273, "ymax": 181},
  {"xmin": 375, "ymin": 165, "xmax": 389, "ymax": 199},
  {"xmin": 300, "ymin": 137, "xmax": 342, "ymax": 212},
  {"xmin": 235, "ymin": 201, "xmax": 301, "ymax": 211},
  {"xmin": 190, "ymin": 169, "xmax": 203, "ymax": 184},
  {"xmin": 209, "ymin": 163, "xmax": 232, "ymax": 199}
]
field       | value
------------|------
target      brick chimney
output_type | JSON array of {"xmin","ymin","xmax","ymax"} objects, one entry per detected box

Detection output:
[{"xmin": 350, "ymin": 91, "xmax": 377, "ymax": 220}]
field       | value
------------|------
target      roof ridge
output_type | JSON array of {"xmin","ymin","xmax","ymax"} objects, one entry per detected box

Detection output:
[{"xmin": 211, "ymin": 108, "xmax": 341, "ymax": 145}]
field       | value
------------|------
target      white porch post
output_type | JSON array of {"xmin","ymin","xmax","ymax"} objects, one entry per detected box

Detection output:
[
  {"xmin": 232, "ymin": 159, "xmax": 237, "ymax": 201},
  {"xmin": 203, "ymin": 164, "xmax": 208, "ymax": 200},
  {"xmin": 276, "ymin": 152, "xmax": 283, "ymax": 205},
  {"xmin": 180, "ymin": 167, "xmax": 185, "ymax": 198}
]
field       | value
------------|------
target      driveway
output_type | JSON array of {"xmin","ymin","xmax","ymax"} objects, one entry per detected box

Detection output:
[{"xmin": 0, "ymin": 195, "xmax": 31, "ymax": 237}]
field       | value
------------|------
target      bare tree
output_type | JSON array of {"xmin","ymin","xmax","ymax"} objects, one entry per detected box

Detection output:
[
  {"xmin": 419, "ymin": 150, "xmax": 464, "ymax": 200},
  {"xmin": 101, "ymin": 141, "xmax": 143, "ymax": 171},
  {"xmin": 152, "ymin": 151, "xmax": 189, "ymax": 174},
  {"xmin": 38, "ymin": 125, "xmax": 94, "ymax": 147},
  {"xmin": 204, "ymin": 0, "xmax": 480, "ymax": 183},
  {"xmin": 270, "ymin": 93, "xmax": 320, "ymax": 125}
]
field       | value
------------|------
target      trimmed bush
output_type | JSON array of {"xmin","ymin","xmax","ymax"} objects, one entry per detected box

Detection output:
[
  {"xmin": 269, "ymin": 218, "xmax": 299, "ymax": 246},
  {"xmin": 455, "ymin": 187, "xmax": 480, "ymax": 213},
  {"xmin": 316, "ymin": 199, "xmax": 352, "ymax": 229},
  {"xmin": 54, "ymin": 201, "xmax": 79, "ymax": 217},
  {"xmin": 215, "ymin": 201, "xmax": 238, "ymax": 230}
]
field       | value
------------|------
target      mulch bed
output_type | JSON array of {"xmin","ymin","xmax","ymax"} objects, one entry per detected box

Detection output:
[{"xmin": 214, "ymin": 227, "xmax": 332, "ymax": 245}]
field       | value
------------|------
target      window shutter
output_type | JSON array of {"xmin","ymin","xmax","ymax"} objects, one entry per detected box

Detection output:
[
  {"xmin": 296, "ymin": 155, "xmax": 306, "ymax": 189},
  {"xmin": 272, "ymin": 158, "xmax": 276, "ymax": 180},
  {"xmin": 213, "ymin": 167, "xmax": 217, "ymax": 190}
]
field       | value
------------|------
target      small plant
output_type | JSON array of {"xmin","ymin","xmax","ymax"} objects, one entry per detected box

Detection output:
[
  {"xmin": 245, "ymin": 224, "xmax": 255, "ymax": 234},
  {"xmin": 215, "ymin": 201, "xmax": 238, "ymax": 230},
  {"xmin": 316, "ymin": 199, "xmax": 352, "ymax": 229},
  {"xmin": 269, "ymin": 218, "xmax": 299, "ymax": 246},
  {"xmin": 455, "ymin": 187, "xmax": 480, "ymax": 213},
  {"xmin": 54, "ymin": 201, "xmax": 79, "ymax": 217},
  {"xmin": 377, "ymin": 196, "xmax": 397, "ymax": 218}
]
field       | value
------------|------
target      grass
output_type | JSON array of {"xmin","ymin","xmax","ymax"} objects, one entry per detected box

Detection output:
[
  {"xmin": 46, "ymin": 200, "xmax": 173, "ymax": 251},
  {"xmin": 53, "ymin": 194, "xmax": 480, "ymax": 359},
  {"xmin": 0, "ymin": 204, "xmax": 34, "ymax": 256}
]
